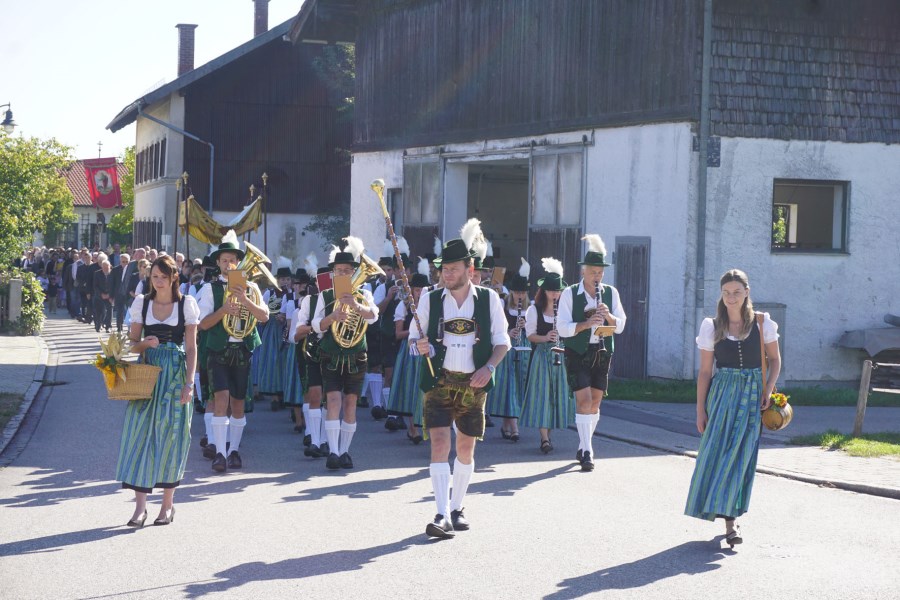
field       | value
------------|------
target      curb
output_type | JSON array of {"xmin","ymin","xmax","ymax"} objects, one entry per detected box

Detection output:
[
  {"xmin": 0, "ymin": 335, "xmax": 49, "ymax": 457},
  {"xmin": 595, "ymin": 429, "xmax": 900, "ymax": 502}
]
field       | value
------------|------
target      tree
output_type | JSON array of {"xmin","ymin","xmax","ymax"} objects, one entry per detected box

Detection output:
[
  {"xmin": 107, "ymin": 145, "xmax": 135, "ymax": 240},
  {"xmin": 0, "ymin": 136, "xmax": 75, "ymax": 263}
]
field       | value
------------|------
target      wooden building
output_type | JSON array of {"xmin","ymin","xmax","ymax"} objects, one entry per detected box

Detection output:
[{"xmin": 294, "ymin": 0, "xmax": 900, "ymax": 383}]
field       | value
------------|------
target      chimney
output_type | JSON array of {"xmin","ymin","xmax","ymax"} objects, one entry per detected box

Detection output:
[
  {"xmin": 253, "ymin": 0, "xmax": 269, "ymax": 37},
  {"xmin": 176, "ymin": 24, "xmax": 198, "ymax": 77}
]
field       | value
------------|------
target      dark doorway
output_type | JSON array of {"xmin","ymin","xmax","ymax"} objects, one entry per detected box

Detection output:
[
  {"xmin": 611, "ymin": 237, "xmax": 650, "ymax": 379},
  {"xmin": 467, "ymin": 161, "xmax": 529, "ymax": 279}
]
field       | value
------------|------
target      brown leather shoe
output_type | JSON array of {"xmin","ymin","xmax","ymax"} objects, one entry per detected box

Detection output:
[{"xmin": 212, "ymin": 453, "xmax": 227, "ymax": 473}]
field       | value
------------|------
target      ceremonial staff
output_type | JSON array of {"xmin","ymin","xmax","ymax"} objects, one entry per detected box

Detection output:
[{"xmin": 370, "ymin": 178, "xmax": 435, "ymax": 377}]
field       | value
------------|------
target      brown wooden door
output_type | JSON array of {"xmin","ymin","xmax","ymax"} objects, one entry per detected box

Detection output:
[
  {"xmin": 528, "ymin": 227, "xmax": 582, "ymax": 284},
  {"xmin": 611, "ymin": 237, "xmax": 650, "ymax": 379}
]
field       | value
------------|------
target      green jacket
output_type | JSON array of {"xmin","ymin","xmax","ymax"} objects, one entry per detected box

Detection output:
[
  {"xmin": 564, "ymin": 283, "xmax": 615, "ymax": 355},
  {"xmin": 317, "ymin": 288, "xmax": 368, "ymax": 356},
  {"xmin": 204, "ymin": 281, "xmax": 262, "ymax": 352}
]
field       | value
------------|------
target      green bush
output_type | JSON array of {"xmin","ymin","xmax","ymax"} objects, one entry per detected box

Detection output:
[{"xmin": 0, "ymin": 269, "xmax": 44, "ymax": 335}]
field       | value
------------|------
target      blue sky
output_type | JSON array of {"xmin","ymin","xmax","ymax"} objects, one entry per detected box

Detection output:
[{"xmin": 0, "ymin": 0, "xmax": 302, "ymax": 160}]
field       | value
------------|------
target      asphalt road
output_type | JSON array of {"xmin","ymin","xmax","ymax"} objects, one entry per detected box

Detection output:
[{"xmin": 1, "ymin": 317, "xmax": 898, "ymax": 599}]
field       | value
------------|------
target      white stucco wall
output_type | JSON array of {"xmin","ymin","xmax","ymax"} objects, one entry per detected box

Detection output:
[
  {"xmin": 350, "ymin": 149, "xmax": 405, "ymax": 251},
  {"xmin": 134, "ymin": 94, "xmax": 184, "ymax": 235},
  {"xmin": 705, "ymin": 137, "xmax": 900, "ymax": 383}
]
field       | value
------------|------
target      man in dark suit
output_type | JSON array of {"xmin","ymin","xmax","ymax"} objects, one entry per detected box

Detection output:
[
  {"xmin": 110, "ymin": 253, "xmax": 132, "ymax": 332},
  {"xmin": 92, "ymin": 256, "xmax": 112, "ymax": 332},
  {"xmin": 76, "ymin": 250, "xmax": 94, "ymax": 323},
  {"xmin": 63, "ymin": 250, "xmax": 82, "ymax": 319}
]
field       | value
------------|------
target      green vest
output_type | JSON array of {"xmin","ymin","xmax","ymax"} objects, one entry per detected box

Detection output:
[
  {"xmin": 419, "ymin": 286, "xmax": 496, "ymax": 393},
  {"xmin": 204, "ymin": 282, "xmax": 262, "ymax": 352},
  {"xmin": 564, "ymin": 282, "xmax": 615, "ymax": 355},
  {"xmin": 317, "ymin": 288, "xmax": 368, "ymax": 356}
]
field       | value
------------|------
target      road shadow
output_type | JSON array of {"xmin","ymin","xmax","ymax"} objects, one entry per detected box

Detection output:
[
  {"xmin": 279, "ymin": 468, "xmax": 429, "ymax": 503},
  {"xmin": 0, "ymin": 468, "xmax": 119, "ymax": 508},
  {"xmin": 0, "ymin": 526, "xmax": 141, "ymax": 556},
  {"xmin": 181, "ymin": 534, "xmax": 427, "ymax": 598},
  {"xmin": 468, "ymin": 463, "xmax": 576, "ymax": 498},
  {"xmin": 544, "ymin": 539, "xmax": 728, "ymax": 599}
]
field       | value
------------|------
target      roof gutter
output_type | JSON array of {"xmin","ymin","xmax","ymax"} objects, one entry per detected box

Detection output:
[
  {"xmin": 694, "ymin": 0, "xmax": 713, "ymax": 372},
  {"xmin": 137, "ymin": 103, "xmax": 215, "ymax": 214}
]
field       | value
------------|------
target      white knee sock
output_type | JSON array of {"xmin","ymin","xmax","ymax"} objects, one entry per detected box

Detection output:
[
  {"xmin": 450, "ymin": 458, "xmax": 474, "ymax": 512},
  {"xmin": 339, "ymin": 421, "xmax": 357, "ymax": 455},
  {"xmin": 229, "ymin": 417, "xmax": 247, "ymax": 454},
  {"xmin": 575, "ymin": 413, "xmax": 593, "ymax": 454},
  {"xmin": 307, "ymin": 406, "xmax": 321, "ymax": 446},
  {"xmin": 211, "ymin": 416, "xmax": 228, "ymax": 457},
  {"xmin": 382, "ymin": 387, "xmax": 391, "ymax": 408},
  {"xmin": 591, "ymin": 410, "xmax": 600, "ymax": 434},
  {"xmin": 368, "ymin": 374, "xmax": 384, "ymax": 407},
  {"xmin": 204, "ymin": 411, "xmax": 213, "ymax": 438},
  {"xmin": 302, "ymin": 403, "xmax": 310, "ymax": 429},
  {"xmin": 324, "ymin": 419, "xmax": 341, "ymax": 454},
  {"xmin": 320, "ymin": 408, "xmax": 327, "ymax": 443},
  {"xmin": 430, "ymin": 462, "xmax": 451, "ymax": 517}
]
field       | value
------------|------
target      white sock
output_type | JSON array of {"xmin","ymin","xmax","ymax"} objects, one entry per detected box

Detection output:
[
  {"xmin": 591, "ymin": 410, "xmax": 600, "ymax": 434},
  {"xmin": 575, "ymin": 413, "xmax": 593, "ymax": 455},
  {"xmin": 430, "ymin": 462, "xmax": 451, "ymax": 517},
  {"xmin": 307, "ymin": 406, "xmax": 321, "ymax": 446},
  {"xmin": 320, "ymin": 408, "xmax": 327, "ymax": 444},
  {"xmin": 339, "ymin": 421, "xmax": 357, "ymax": 455},
  {"xmin": 211, "ymin": 416, "xmax": 228, "ymax": 457},
  {"xmin": 324, "ymin": 419, "xmax": 341, "ymax": 454},
  {"xmin": 382, "ymin": 387, "xmax": 390, "ymax": 407},
  {"xmin": 204, "ymin": 411, "xmax": 213, "ymax": 438},
  {"xmin": 229, "ymin": 417, "xmax": 247, "ymax": 454},
  {"xmin": 450, "ymin": 458, "xmax": 474, "ymax": 512},
  {"xmin": 302, "ymin": 403, "xmax": 310, "ymax": 430},
  {"xmin": 368, "ymin": 374, "xmax": 384, "ymax": 407}
]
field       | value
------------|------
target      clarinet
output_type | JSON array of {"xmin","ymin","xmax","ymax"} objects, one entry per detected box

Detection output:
[
  {"xmin": 513, "ymin": 299, "xmax": 523, "ymax": 364},
  {"xmin": 551, "ymin": 297, "xmax": 564, "ymax": 366},
  {"xmin": 595, "ymin": 281, "xmax": 608, "ymax": 354}
]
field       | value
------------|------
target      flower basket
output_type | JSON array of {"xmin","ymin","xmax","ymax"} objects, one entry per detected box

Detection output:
[
  {"xmin": 107, "ymin": 363, "xmax": 161, "ymax": 401},
  {"xmin": 762, "ymin": 392, "xmax": 793, "ymax": 431}
]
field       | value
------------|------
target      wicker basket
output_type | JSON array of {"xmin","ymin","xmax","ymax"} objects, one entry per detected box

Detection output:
[{"xmin": 107, "ymin": 363, "xmax": 162, "ymax": 401}]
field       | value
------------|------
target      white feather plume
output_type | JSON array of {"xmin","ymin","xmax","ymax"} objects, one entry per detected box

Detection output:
[
  {"xmin": 220, "ymin": 229, "xmax": 238, "ymax": 247},
  {"xmin": 519, "ymin": 257, "xmax": 530, "ymax": 278},
  {"xmin": 343, "ymin": 235, "xmax": 365, "ymax": 261},
  {"xmin": 486, "ymin": 240, "xmax": 494, "ymax": 257},
  {"xmin": 582, "ymin": 234, "xmax": 607, "ymax": 256},
  {"xmin": 303, "ymin": 252, "xmax": 318, "ymax": 274},
  {"xmin": 208, "ymin": 244, "xmax": 218, "ymax": 256},
  {"xmin": 472, "ymin": 234, "xmax": 488, "ymax": 261},
  {"xmin": 417, "ymin": 257, "xmax": 430, "ymax": 277},
  {"xmin": 541, "ymin": 257, "xmax": 564, "ymax": 278},
  {"xmin": 382, "ymin": 239, "xmax": 394, "ymax": 258},
  {"xmin": 397, "ymin": 236, "xmax": 410, "ymax": 256},
  {"xmin": 276, "ymin": 256, "xmax": 292, "ymax": 271},
  {"xmin": 433, "ymin": 236, "xmax": 442, "ymax": 256},
  {"xmin": 459, "ymin": 218, "xmax": 482, "ymax": 251},
  {"xmin": 328, "ymin": 244, "xmax": 341, "ymax": 264}
]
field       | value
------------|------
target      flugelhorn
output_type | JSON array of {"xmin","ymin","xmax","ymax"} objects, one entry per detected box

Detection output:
[
  {"xmin": 222, "ymin": 241, "xmax": 278, "ymax": 339},
  {"xmin": 330, "ymin": 253, "xmax": 384, "ymax": 349}
]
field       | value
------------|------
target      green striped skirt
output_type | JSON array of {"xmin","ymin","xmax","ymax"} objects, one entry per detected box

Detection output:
[
  {"xmin": 685, "ymin": 367, "xmax": 763, "ymax": 521},
  {"xmin": 387, "ymin": 342, "xmax": 424, "ymax": 424},
  {"xmin": 255, "ymin": 320, "xmax": 286, "ymax": 394},
  {"xmin": 281, "ymin": 341, "xmax": 304, "ymax": 407},
  {"xmin": 485, "ymin": 344, "xmax": 528, "ymax": 418},
  {"xmin": 519, "ymin": 342, "xmax": 574, "ymax": 429},
  {"xmin": 115, "ymin": 343, "xmax": 192, "ymax": 492}
]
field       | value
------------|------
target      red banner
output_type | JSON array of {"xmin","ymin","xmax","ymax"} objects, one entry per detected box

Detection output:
[{"xmin": 83, "ymin": 158, "xmax": 122, "ymax": 209}]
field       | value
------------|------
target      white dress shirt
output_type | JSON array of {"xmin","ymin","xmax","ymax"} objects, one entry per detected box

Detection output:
[
  {"xmin": 291, "ymin": 294, "xmax": 320, "ymax": 342},
  {"xmin": 129, "ymin": 294, "xmax": 201, "ymax": 326},
  {"xmin": 311, "ymin": 288, "xmax": 379, "ymax": 334},
  {"xmin": 696, "ymin": 313, "xmax": 779, "ymax": 351},
  {"xmin": 410, "ymin": 283, "xmax": 511, "ymax": 374},
  {"xmin": 557, "ymin": 280, "xmax": 627, "ymax": 344},
  {"xmin": 196, "ymin": 277, "xmax": 262, "ymax": 343},
  {"xmin": 524, "ymin": 304, "xmax": 557, "ymax": 337},
  {"xmin": 281, "ymin": 295, "xmax": 298, "ymax": 344}
]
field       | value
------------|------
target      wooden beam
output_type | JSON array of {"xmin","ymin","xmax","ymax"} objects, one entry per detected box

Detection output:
[{"xmin": 853, "ymin": 360, "xmax": 874, "ymax": 437}]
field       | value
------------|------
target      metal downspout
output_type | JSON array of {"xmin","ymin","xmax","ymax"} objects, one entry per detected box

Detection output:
[{"xmin": 694, "ymin": 0, "xmax": 713, "ymax": 375}]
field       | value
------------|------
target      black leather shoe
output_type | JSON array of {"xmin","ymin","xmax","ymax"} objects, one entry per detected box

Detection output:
[
  {"xmin": 580, "ymin": 451, "xmax": 595, "ymax": 472},
  {"xmin": 303, "ymin": 434, "xmax": 312, "ymax": 447},
  {"xmin": 425, "ymin": 514, "xmax": 455, "ymax": 539},
  {"xmin": 320, "ymin": 442, "xmax": 329, "ymax": 456},
  {"xmin": 339, "ymin": 452, "xmax": 353, "ymax": 469},
  {"xmin": 450, "ymin": 508, "xmax": 469, "ymax": 531},
  {"xmin": 397, "ymin": 417, "xmax": 407, "ymax": 430},
  {"xmin": 371, "ymin": 406, "xmax": 387, "ymax": 420},
  {"xmin": 203, "ymin": 444, "xmax": 217, "ymax": 460},
  {"xmin": 226, "ymin": 451, "xmax": 242, "ymax": 470},
  {"xmin": 199, "ymin": 435, "xmax": 208, "ymax": 448},
  {"xmin": 357, "ymin": 396, "xmax": 369, "ymax": 408},
  {"xmin": 304, "ymin": 443, "xmax": 317, "ymax": 457},
  {"xmin": 576, "ymin": 449, "xmax": 583, "ymax": 463},
  {"xmin": 485, "ymin": 416, "xmax": 495, "ymax": 428},
  {"xmin": 212, "ymin": 453, "xmax": 227, "ymax": 473},
  {"xmin": 325, "ymin": 453, "xmax": 341, "ymax": 470},
  {"xmin": 384, "ymin": 417, "xmax": 400, "ymax": 431}
]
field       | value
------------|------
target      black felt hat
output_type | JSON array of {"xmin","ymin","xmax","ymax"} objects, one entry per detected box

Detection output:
[
  {"xmin": 201, "ymin": 255, "xmax": 216, "ymax": 268},
  {"xmin": 509, "ymin": 275, "xmax": 529, "ymax": 292},
  {"xmin": 439, "ymin": 238, "xmax": 473, "ymax": 264},
  {"xmin": 378, "ymin": 256, "xmax": 393, "ymax": 267},
  {"xmin": 275, "ymin": 267, "xmax": 293, "ymax": 279},
  {"xmin": 579, "ymin": 234, "xmax": 612, "ymax": 266},
  {"xmin": 537, "ymin": 273, "xmax": 567, "ymax": 291},
  {"xmin": 294, "ymin": 268, "xmax": 311, "ymax": 283},
  {"xmin": 391, "ymin": 253, "xmax": 410, "ymax": 270},
  {"xmin": 410, "ymin": 273, "xmax": 430, "ymax": 288}
]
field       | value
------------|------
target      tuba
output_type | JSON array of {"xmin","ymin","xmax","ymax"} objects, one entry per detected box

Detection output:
[
  {"xmin": 330, "ymin": 254, "xmax": 384, "ymax": 349},
  {"xmin": 223, "ymin": 241, "xmax": 279, "ymax": 339}
]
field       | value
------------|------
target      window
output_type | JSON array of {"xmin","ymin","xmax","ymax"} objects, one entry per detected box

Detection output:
[
  {"xmin": 135, "ymin": 138, "xmax": 167, "ymax": 186},
  {"xmin": 771, "ymin": 179, "xmax": 848, "ymax": 253},
  {"xmin": 531, "ymin": 151, "xmax": 583, "ymax": 226}
]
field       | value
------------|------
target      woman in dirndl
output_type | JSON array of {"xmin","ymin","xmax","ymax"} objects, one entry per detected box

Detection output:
[
  {"xmin": 485, "ymin": 258, "xmax": 533, "ymax": 441},
  {"xmin": 387, "ymin": 263, "xmax": 431, "ymax": 444},
  {"xmin": 518, "ymin": 258, "xmax": 575, "ymax": 454},
  {"xmin": 685, "ymin": 269, "xmax": 781, "ymax": 547},
  {"xmin": 281, "ymin": 270, "xmax": 310, "ymax": 431},
  {"xmin": 117, "ymin": 255, "xmax": 198, "ymax": 527}
]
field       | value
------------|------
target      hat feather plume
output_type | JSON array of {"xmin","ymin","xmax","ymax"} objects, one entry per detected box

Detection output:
[
  {"xmin": 459, "ymin": 218, "xmax": 482, "ymax": 251},
  {"xmin": 328, "ymin": 244, "xmax": 341, "ymax": 264},
  {"xmin": 220, "ymin": 229, "xmax": 238, "ymax": 247},
  {"xmin": 303, "ymin": 252, "xmax": 318, "ymax": 274},
  {"xmin": 541, "ymin": 257, "xmax": 564, "ymax": 278},
  {"xmin": 472, "ymin": 235, "xmax": 488, "ymax": 261},
  {"xmin": 397, "ymin": 236, "xmax": 410, "ymax": 256},
  {"xmin": 417, "ymin": 257, "xmax": 430, "ymax": 277},
  {"xmin": 382, "ymin": 240, "xmax": 394, "ymax": 257},
  {"xmin": 582, "ymin": 234, "xmax": 607, "ymax": 256},
  {"xmin": 519, "ymin": 257, "xmax": 530, "ymax": 278},
  {"xmin": 276, "ymin": 255, "xmax": 292, "ymax": 271},
  {"xmin": 433, "ymin": 236, "xmax": 442, "ymax": 256},
  {"xmin": 343, "ymin": 235, "xmax": 365, "ymax": 261},
  {"xmin": 485, "ymin": 240, "xmax": 494, "ymax": 257}
]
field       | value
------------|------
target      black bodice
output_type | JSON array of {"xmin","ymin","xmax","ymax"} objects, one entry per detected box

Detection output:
[
  {"xmin": 141, "ymin": 297, "xmax": 186, "ymax": 345},
  {"xmin": 713, "ymin": 321, "xmax": 762, "ymax": 369},
  {"xmin": 536, "ymin": 309, "xmax": 553, "ymax": 336}
]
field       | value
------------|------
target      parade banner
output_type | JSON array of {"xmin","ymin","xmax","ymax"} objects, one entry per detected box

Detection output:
[
  {"xmin": 177, "ymin": 194, "xmax": 263, "ymax": 244},
  {"xmin": 83, "ymin": 158, "xmax": 123, "ymax": 209}
]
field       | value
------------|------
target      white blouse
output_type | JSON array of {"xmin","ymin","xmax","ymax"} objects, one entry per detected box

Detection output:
[
  {"xmin": 129, "ymin": 294, "xmax": 201, "ymax": 326},
  {"xmin": 696, "ymin": 313, "xmax": 779, "ymax": 351}
]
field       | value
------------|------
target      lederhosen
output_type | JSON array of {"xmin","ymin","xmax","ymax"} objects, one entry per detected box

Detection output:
[
  {"xmin": 205, "ymin": 281, "xmax": 261, "ymax": 400},
  {"xmin": 419, "ymin": 286, "xmax": 495, "ymax": 438},
  {"xmin": 318, "ymin": 288, "xmax": 368, "ymax": 396},
  {"xmin": 563, "ymin": 283, "xmax": 615, "ymax": 392}
]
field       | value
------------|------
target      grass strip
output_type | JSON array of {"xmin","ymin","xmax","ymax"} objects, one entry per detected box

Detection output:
[
  {"xmin": 0, "ymin": 392, "xmax": 25, "ymax": 432},
  {"xmin": 789, "ymin": 429, "xmax": 900, "ymax": 458}
]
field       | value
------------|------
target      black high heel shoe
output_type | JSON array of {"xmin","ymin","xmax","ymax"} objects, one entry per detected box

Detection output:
[
  {"xmin": 126, "ymin": 510, "xmax": 147, "ymax": 528},
  {"xmin": 154, "ymin": 506, "xmax": 176, "ymax": 526},
  {"xmin": 407, "ymin": 431, "xmax": 424, "ymax": 445}
]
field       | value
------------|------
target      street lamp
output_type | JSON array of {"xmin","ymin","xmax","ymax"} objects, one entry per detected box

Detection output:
[{"xmin": 1, "ymin": 103, "xmax": 16, "ymax": 134}]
